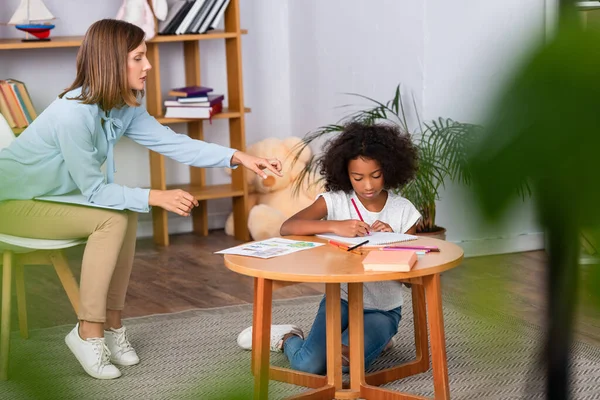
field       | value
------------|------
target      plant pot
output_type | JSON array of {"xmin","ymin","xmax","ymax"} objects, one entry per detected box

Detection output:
[{"xmin": 416, "ymin": 227, "xmax": 446, "ymax": 241}]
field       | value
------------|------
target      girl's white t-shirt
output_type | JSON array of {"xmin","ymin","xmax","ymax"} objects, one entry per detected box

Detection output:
[{"xmin": 318, "ymin": 190, "xmax": 421, "ymax": 311}]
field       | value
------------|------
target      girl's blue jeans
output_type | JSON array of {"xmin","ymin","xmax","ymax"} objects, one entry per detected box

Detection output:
[{"xmin": 283, "ymin": 295, "xmax": 402, "ymax": 375}]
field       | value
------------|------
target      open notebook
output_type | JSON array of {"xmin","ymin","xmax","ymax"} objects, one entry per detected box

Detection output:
[{"xmin": 317, "ymin": 232, "xmax": 418, "ymax": 246}]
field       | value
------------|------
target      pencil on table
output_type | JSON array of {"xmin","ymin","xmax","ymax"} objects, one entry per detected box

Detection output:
[
  {"xmin": 328, "ymin": 240, "xmax": 365, "ymax": 255},
  {"xmin": 347, "ymin": 239, "xmax": 369, "ymax": 251}
]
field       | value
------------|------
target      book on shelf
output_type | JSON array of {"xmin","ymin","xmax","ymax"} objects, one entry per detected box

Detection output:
[
  {"xmin": 189, "ymin": 0, "xmax": 214, "ymax": 33},
  {"xmin": 362, "ymin": 250, "xmax": 418, "ymax": 272},
  {"xmin": 164, "ymin": 94, "xmax": 224, "ymax": 107},
  {"xmin": 9, "ymin": 80, "xmax": 36, "ymax": 124},
  {"xmin": 177, "ymin": 95, "xmax": 208, "ymax": 103},
  {"xmin": 198, "ymin": 0, "xmax": 226, "ymax": 33},
  {"xmin": 208, "ymin": 0, "xmax": 231, "ymax": 31},
  {"xmin": 157, "ymin": 0, "xmax": 233, "ymax": 35},
  {"xmin": 164, "ymin": 101, "xmax": 223, "ymax": 119},
  {"xmin": 0, "ymin": 81, "xmax": 25, "ymax": 128},
  {"xmin": 159, "ymin": 0, "xmax": 195, "ymax": 35},
  {"xmin": 176, "ymin": 0, "xmax": 205, "ymax": 34},
  {"xmin": 0, "ymin": 85, "xmax": 16, "ymax": 128},
  {"xmin": 168, "ymin": 85, "xmax": 213, "ymax": 98},
  {"xmin": 158, "ymin": 0, "xmax": 188, "ymax": 33},
  {"xmin": 0, "ymin": 79, "xmax": 37, "ymax": 129}
]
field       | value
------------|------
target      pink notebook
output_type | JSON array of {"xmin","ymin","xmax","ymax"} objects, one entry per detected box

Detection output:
[{"xmin": 362, "ymin": 250, "xmax": 418, "ymax": 272}]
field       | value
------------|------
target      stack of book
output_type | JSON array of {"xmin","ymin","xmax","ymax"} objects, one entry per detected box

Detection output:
[
  {"xmin": 361, "ymin": 250, "xmax": 418, "ymax": 272},
  {"xmin": 158, "ymin": 0, "xmax": 231, "ymax": 35},
  {"xmin": 0, "ymin": 79, "xmax": 37, "ymax": 130},
  {"xmin": 164, "ymin": 85, "xmax": 224, "ymax": 119}
]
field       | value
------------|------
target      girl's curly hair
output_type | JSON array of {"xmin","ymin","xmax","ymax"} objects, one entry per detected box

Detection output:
[{"xmin": 319, "ymin": 122, "xmax": 418, "ymax": 192}]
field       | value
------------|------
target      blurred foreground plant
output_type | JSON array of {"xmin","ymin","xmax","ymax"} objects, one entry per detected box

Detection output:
[{"xmin": 468, "ymin": 4, "xmax": 600, "ymax": 400}]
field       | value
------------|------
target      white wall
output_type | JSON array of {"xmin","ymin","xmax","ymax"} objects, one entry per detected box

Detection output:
[
  {"xmin": 288, "ymin": 0, "xmax": 425, "ymax": 138},
  {"xmin": 423, "ymin": 0, "xmax": 548, "ymax": 121},
  {"xmin": 0, "ymin": 0, "xmax": 556, "ymax": 255},
  {"xmin": 421, "ymin": 0, "xmax": 556, "ymax": 254}
]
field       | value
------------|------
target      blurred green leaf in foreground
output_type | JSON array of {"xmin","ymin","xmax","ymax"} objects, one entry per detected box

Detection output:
[{"xmin": 468, "ymin": 5, "xmax": 600, "ymax": 400}]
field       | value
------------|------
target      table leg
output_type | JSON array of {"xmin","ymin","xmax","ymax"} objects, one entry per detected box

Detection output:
[
  {"xmin": 365, "ymin": 283, "xmax": 430, "ymax": 386},
  {"xmin": 254, "ymin": 279, "xmax": 328, "ymax": 397},
  {"xmin": 359, "ymin": 279, "xmax": 445, "ymax": 400},
  {"xmin": 276, "ymin": 285, "xmax": 342, "ymax": 399},
  {"xmin": 347, "ymin": 283, "xmax": 366, "ymax": 391},
  {"xmin": 325, "ymin": 283, "xmax": 342, "ymax": 389},
  {"xmin": 252, "ymin": 278, "xmax": 259, "ymax": 375},
  {"xmin": 253, "ymin": 278, "xmax": 273, "ymax": 400},
  {"xmin": 412, "ymin": 284, "xmax": 430, "ymax": 372},
  {"xmin": 423, "ymin": 274, "xmax": 450, "ymax": 400}
]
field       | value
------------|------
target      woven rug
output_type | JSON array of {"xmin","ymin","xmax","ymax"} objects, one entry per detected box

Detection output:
[{"xmin": 1, "ymin": 289, "xmax": 600, "ymax": 400}]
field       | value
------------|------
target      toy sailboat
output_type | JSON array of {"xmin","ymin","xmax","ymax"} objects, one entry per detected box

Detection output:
[{"xmin": 8, "ymin": 0, "xmax": 56, "ymax": 42}]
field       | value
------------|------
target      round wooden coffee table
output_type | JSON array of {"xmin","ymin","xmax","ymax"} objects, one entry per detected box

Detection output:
[{"xmin": 224, "ymin": 236, "xmax": 463, "ymax": 400}]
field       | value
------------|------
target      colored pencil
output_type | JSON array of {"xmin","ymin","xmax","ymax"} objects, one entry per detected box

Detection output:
[
  {"xmin": 351, "ymin": 198, "xmax": 370, "ymax": 234},
  {"xmin": 347, "ymin": 240, "xmax": 369, "ymax": 251},
  {"xmin": 328, "ymin": 240, "xmax": 365, "ymax": 255},
  {"xmin": 383, "ymin": 245, "xmax": 440, "ymax": 252}
]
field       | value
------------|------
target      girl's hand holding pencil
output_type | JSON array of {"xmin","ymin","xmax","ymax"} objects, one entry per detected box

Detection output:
[{"xmin": 331, "ymin": 219, "xmax": 371, "ymax": 237}]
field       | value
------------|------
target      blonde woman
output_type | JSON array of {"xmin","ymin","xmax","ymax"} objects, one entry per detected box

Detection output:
[{"xmin": 0, "ymin": 19, "xmax": 281, "ymax": 380}]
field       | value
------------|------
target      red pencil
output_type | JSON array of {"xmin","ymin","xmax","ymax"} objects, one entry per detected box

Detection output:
[
  {"xmin": 351, "ymin": 198, "xmax": 370, "ymax": 234},
  {"xmin": 328, "ymin": 239, "xmax": 348, "ymax": 247}
]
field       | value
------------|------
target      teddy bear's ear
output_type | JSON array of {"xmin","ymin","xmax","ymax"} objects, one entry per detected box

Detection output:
[
  {"xmin": 282, "ymin": 137, "xmax": 312, "ymax": 165},
  {"xmin": 282, "ymin": 137, "xmax": 302, "ymax": 149}
]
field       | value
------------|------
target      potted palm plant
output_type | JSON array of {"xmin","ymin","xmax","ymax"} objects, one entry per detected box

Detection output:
[{"xmin": 294, "ymin": 85, "xmax": 481, "ymax": 239}]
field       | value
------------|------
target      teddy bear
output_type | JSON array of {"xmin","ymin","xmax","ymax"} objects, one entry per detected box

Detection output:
[
  {"xmin": 224, "ymin": 137, "xmax": 323, "ymax": 241},
  {"xmin": 116, "ymin": 0, "xmax": 169, "ymax": 40}
]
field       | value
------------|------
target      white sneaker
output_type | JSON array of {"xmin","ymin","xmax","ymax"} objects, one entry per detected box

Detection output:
[
  {"xmin": 65, "ymin": 324, "xmax": 121, "ymax": 380},
  {"xmin": 382, "ymin": 337, "xmax": 395, "ymax": 353},
  {"xmin": 105, "ymin": 326, "xmax": 140, "ymax": 366},
  {"xmin": 237, "ymin": 324, "xmax": 304, "ymax": 353}
]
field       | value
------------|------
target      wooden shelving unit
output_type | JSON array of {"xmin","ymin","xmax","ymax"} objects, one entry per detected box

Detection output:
[
  {"xmin": 166, "ymin": 183, "xmax": 245, "ymax": 200},
  {"xmin": 0, "ymin": 0, "xmax": 251, "ymax": 246},
  {"xmin": 0, "ymin": 29, "xmax": 248, "ymax": 50}
]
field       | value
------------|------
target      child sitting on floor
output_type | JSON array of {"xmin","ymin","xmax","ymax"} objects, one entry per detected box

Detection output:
[{"xmin": 236, "ymin": 122, "xmax": 420, "ymax": 374}]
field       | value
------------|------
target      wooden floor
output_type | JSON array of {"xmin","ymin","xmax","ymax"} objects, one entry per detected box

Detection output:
[{"xmin": 3, "ymin": 230, "xmax": 600, "ymax": 348}]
